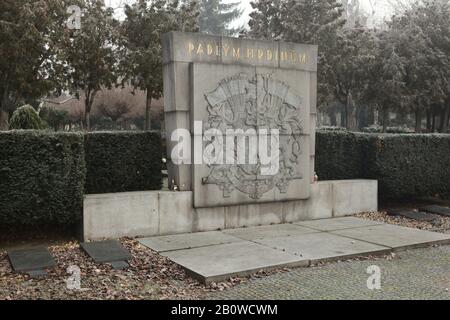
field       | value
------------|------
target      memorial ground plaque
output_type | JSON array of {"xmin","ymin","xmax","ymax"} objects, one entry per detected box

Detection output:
[{"xmin": 163, "ymin": 32, "xmax": 318, "ymax": 208}]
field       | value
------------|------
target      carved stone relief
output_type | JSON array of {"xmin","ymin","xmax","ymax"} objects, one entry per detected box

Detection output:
[{"xmin": 202, "ymin": 72, "xmax": 305, "ymax": 200}]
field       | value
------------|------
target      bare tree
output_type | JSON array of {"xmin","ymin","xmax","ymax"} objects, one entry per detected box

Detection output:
[{"xmin": 97, "ymin": 102, "xmax": 131, "ymax": 128}]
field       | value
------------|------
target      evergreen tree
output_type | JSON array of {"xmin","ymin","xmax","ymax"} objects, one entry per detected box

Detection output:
[
  {"xmin": 9, "ymin": 105, "xmax": 43, "ymax": 130},
  {"xmin": 247, "ymin": 0, "xmax": 345, "ymax": 113},
  {"xmin": 332, "ymin": 25, "xmax": 377, "ymax": 130},
  {"xmin": 199, "ymin": 0, "xmax": 243, "ymax": 36},
  {"xmin": 0, "ymin": 0, "xmax": 68, "ymax": 130}
]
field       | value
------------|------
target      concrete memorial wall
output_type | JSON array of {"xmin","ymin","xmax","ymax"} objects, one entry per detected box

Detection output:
[{"xmin": 163, "ymin": 32, "xmax": 318, "ymax": 208}]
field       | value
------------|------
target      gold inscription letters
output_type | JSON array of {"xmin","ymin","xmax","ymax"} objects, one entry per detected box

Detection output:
[{"xmin": 187, "ymin": 41, "xmax": 308, "ymax": 65}]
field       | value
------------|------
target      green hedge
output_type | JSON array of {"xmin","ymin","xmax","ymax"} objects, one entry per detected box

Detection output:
[
  {"xmin": 84, "ymin": 131, "xmax": 162, "ymax": 194},
  {"xmin": 0, "ymin": 131, "xmax": 85, "ymax": 226},
  {"xmin": 0, "ymin": 130, "xmax": 162, "ymax": 227},
  {"xmin": 315, "ymin": 131, "xmax": 368, "ymax": 180},
  {"xmin": 316, "ymin": 130, "xmax": 450, "ymax": 199},
  {"xmin": 366, "ymin": 134, "xmax": 450, "ymax": 199}
]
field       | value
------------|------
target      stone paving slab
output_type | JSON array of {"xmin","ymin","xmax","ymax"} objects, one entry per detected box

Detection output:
[
  {"xmin": 420, "ymin": 205, "xmax": 450, "ymax": 217},
  {"xmin": 81, "ymin": 240, "xmax": 132, "ymax": 263},
  {"xmin": 139, "ymin": 231, "xmax": 241, "ymax": 253},
  {"xmin": 139, "ymin": 217, "xmax": 450, "ymax": 284},
  {"xmin": 8, "ymin": 247, "xmax": 55, "ymax": 273},
  {"xmin": 295, "ymin": 217, "xmax": 383, "ymax": 232},
  {"xmin": 332, "ymin": 224, "xmax": 450, "ymax": 250},
  {"xmin": 387, "ymin": 209, "xmax": 436, "ymax": 222},
  {"xmin": 254, "ymin": 232, "xmax": 390, "ymax": 263},
  {"xmin": 162, "ymin": 241, "xmax": 309, "ymax": 284},
  {"xmin": 223, "ymin": 224, "xmax": 318, "ymax": 241}
]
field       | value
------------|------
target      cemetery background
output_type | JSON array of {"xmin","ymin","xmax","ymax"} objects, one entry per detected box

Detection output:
[{"xmin": 0, "ymin": 0, "xmax": 450, "ymax": 300}]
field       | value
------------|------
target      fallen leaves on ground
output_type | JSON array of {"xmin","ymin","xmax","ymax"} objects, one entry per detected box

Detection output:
[
  {"xmin": 0, "ymin": 239, "xmax": 252, "ymax": 300},
  {"xmin": 356, "ymin": 211, "xmax": 450, "ymax": 233}
]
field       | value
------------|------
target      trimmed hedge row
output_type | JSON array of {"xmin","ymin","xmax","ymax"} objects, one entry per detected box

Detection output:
[
  {"xmin": 316, "ymin": 131, "xmax": 450, "ymax": 199},
  {"xmin": 84, "ymin": 132, "xmax": 162, "ymax": 194},
  {"xmin": 0, "ymin": 131, "xmax": 162, "ymax": 227},
  {"xmin": 0, "ymin": 131, "xmax": 85, "ymax": 227}
]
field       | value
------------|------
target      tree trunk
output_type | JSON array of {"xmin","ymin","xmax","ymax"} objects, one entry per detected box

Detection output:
[
  {"xmin": 438, "ymin": 106, "xmax": 447, "ymax": 133},
  {"xmin": 0, "ymin": 75, "xmax": 10, "ymax": 130},
  {"xmin": 145, "ymin": 89, "xmax": 152, "ymax": 131},
  {"xmin": 426, "ymin": 109, "xmax": 431, "ymax": 131},
  {"xmin": 329, "ymin": 110, "xmax": 337, "ymax": 126},
  {"xmin": 373, "ymin": 107, "xmax": 379, "ymax": 126},
  {"xmin": 414, "ymin": 109, "xmax": 422, "ymax": 133},
  {"xmin": 382, "ymin": 107, "xmax": 388, "ymax": 133},
  {"xmin": 84, "ymin": 110, "xmax": 90, "ymax": 131},
  {"xmin": 340, "ymin": 110, "xmax": 346, "ymax": 128},
  {"xmin": 346, "ymin": 92, "xmax": 357, "ymax": 131},
  {"xmin": 0, "ymin": 109, "xmax": 8, "ymax": 130},
  {"xmin": 431, "ymin": 108, "xmax": 436, "ymax": 132},
  {"xmin": 444, "ymin": 105, "xmax": 450, "ymax": 133}
]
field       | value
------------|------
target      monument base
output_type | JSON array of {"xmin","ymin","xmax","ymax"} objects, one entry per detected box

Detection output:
[{"xmin": 83, "ymin": 180, "xmax": 377, "ymax": 241}]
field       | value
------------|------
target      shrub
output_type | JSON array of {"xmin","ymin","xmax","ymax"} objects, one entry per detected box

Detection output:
[
  {"xmin": 84, "ymin": 131, "xmax": 162, "ymax": 194},
  {"xmin": 9, "ymin": 105, "xmax": 43, "ymax": 130},
  {"xmin": 39, "ymin": 106, "xmax": 70, "ymax": 131},
  {"xmin": 0, "ymin": 131, "xmax": 85, "ymax": 227},
  {"xmin": 316, "ymin": 130, "xmax": 450, "ymax": 199}
]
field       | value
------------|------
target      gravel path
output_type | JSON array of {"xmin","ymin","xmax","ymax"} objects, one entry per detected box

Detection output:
[{"xmin": 207, "ymin": 245, "xmax": 450, "ymax": 300}]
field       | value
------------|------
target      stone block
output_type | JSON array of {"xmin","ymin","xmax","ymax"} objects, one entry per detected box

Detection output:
[
  {"xmin": 310, "ymin": 72, "xmax": 317, "ymax": 114},
  {"xmin": 224, "ymin": 202, "xmax": 284, "ymax": 229},
  {"xmin": 332, "ymin": 180, "xmax": 378, "ymax": 217},
  {"xmin": 282, "ymin": 181, "xmax": 333, "ymax": 223},
  {"xmin": 166, "ymin": 162, "xmax": 192, "ymax": 191},
  {"xmin": 158, "ymin": 191, "xmax": 225, "ymax": 235},
  {"xmin": 163, "ymin": 62, "xmax": 191, "ymax": 112},
  {"xmin": 83, "ymin": 191, "xmax": 159, "ymax": 241}
]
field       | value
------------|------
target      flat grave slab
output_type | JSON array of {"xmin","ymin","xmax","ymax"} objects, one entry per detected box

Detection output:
[
  {"xmin": 254, "ymin": 232, "xmax": 390, "ymax": 263},
  {"xmin": 163, "ymin": 241, "xmax": 308, "ymax": 284},
  {"xmin": 139, "ymin": 231, "xmax": 241, "ymax": 253},
  {"xmin": 295, "ymin": 217, "xmax": 383, "ymax": 232},
  {"xmin": 8, "ymin": 247, "xmax": 55, "ymax": 273},
  {"xmin": 80, "ymin": 240, "xmax": 132, "ymax": 263},
  {"xmin": 332, "ymin": 224, "xmax": 450, "ymax": 250},
  {"xmin": 109, "ymin": 261, "xmax": 129, "ymax": 270},
  {"xmin": 420, "ymin": 205, "xmax": 450, "ymax": 218},
  {"xmin": 387, "ymin": 208, "xmax": 436, "ymax": 222},
  {"xmin": 223, "ymin": 224, "xmax": 318, "ymax": 241}
]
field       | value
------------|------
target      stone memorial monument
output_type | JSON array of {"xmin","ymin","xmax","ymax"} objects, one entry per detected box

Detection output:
[
  {"xmin": 83, "ymin": 32, "xmax": 377, "ymax": 241},
  {"xmin": 163, "ymin": 32, "xmax": 318, "ymax": 209}
]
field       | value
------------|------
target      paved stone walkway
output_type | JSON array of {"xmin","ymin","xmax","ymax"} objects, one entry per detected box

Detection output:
[
  {"xmin": 139, "ymin": 217, "xmax": 450, "ymax": 284},
  {"xmin": 207, "ymin": 245, "xmax": 450, "ymax": 300}
]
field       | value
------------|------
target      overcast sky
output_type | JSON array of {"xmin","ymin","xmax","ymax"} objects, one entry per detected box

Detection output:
[{"xmin": 106, "ymin": 0, "xmax": 409, "ymax": 28}]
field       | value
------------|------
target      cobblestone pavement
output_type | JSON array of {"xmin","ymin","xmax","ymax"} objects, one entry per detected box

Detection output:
[{"xmin": 207, "ymin": 245, "xmax": 450, "ymax": 300}]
